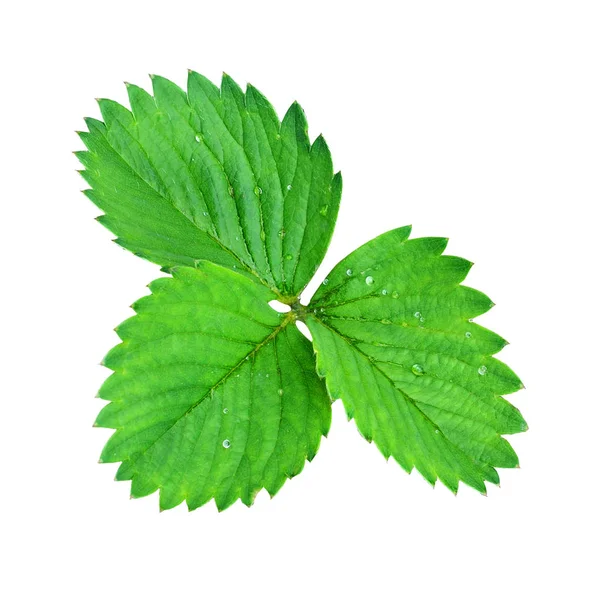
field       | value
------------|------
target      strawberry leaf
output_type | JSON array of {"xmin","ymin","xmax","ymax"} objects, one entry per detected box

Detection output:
[
  {"xmin": 306, "ymin": 226, "xmax": 526, "ymax": 494},
  {"xmin": 78, "ymin": 72, "xmax": 527, "ymax": 510},
  {"xmin": 96, "ymin": 262, "xmax": 330, "ymax": 511},
  {"xmin": 76, "ymin": 72, "xmax": 341, "ymax": 300}
]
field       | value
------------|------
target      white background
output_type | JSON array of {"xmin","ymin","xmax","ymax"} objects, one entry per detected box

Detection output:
[{"xmin": 2, "ymin": 1, "xmax": 598, "ymax": 598}]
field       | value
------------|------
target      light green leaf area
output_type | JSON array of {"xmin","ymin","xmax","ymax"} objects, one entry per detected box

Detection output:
[
  {"xmin": 306, "ymin": 226, "xmax": 526, "ymax": 494},
  {"xmin": 96, "ymin": 262, "xmax": 331, "ymax": 511},
  {"xmin": 76, "ymin": 71, "xmax": 341, "ymax": 300}
]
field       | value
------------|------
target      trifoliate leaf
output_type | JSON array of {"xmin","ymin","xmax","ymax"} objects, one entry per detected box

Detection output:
[
  {"xmin": 96, "ymin": 262, "xmax": 331, "ymax": 511},
  {"xmin": 76, "ymin": 71, "xmax": 342, "ymax": 300},
  {"xmin": 305, "ymin": 226, "xmax": 526, "ymax": 494},
  {"xmin": 79, "ymin": 72, "xmax": 527, "ymax": 510}
]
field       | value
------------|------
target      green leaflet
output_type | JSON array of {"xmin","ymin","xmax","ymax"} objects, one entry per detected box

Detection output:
[
  {"xmin": 78, "ymin": 72, "xmax": 527, "ymax": 510},
  {"xmin": 76, "ymin": 71, "xmax": 341, "ymax": 300},
  {"xmin": 96, "ymin": 262, "xmax": 331, "ymax": 511},
  {"xmin": 306, "ymin": 226, "xmax": 526, "ymax": 493}
]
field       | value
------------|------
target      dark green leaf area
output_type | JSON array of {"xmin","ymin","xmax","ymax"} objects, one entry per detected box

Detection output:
[{"xmin": 76, "ymin": 72, "xmax": 342, "ymax": 300}]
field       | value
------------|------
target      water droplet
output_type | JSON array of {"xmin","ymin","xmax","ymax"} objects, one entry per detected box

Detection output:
[
  {"xmin": 478, "ymin": 365, "xmax": 488, "ymax": 376},
  {"xmin": 381, "ymin": 319, "xmax": 392, "ymax": 325},
  {"xmin": 286, "ymin": 184, "xmax": 292, "ymax": 191},
  {"xmin": 254, "ymin": 186, "xmax": 263, "ymax": 196},
  {"xmin": 392, "ymin": 291, "xmax": 399, "ymax": 299},
  {"xmin": 278, "ymin": 229, "xmax": 285, "ymax": 238},
  {"xmin": 323, "ymin": 278, "xmax": 329, "ymax": 286},
  {"xmin": 319, "ymin": 205, "xmax": 329, "ymax": 216},
  {"xmin": 319, "ymin": 307, "xmax": 325, "ymax": 313},
  {"xmin": 285, "ymin": 253, "xmax": 293, "ymax": 260},
  {"xmin": 222, "ymin": 439, "xmax": 231, "ymax": 448},
  {"xmin": 346, "ymin": 268, "xmax": 353, "ymax": 276},
  {"xmin": 195, "ymin": 134, "xmax": 201, "ymax": 142},
  {"xmin": 419, "ymin": 317, "xmax": 425, "ymax": 323},
  {"xmin": 414, "ymin": 311, "xmax": 421, "ymax": 319},
  {"xmin": 203, "ymin": 211, "xmax": 209, "ymax": 217},
  {"xmin": 435, "ymin": 429, "xmax": 440, "ymax": 434},
  {"xmin": 365, "ymin": 276, "xmax": 374, "ymax": 286},
  {"xmin": 381, "ymin": 289, "xmax": 388, "ymax": 296},
  {"xmin": 411, "ymin": 364, "xmax": 425, "ymax": 376},
  {"xmin": 265, "ymin": 373, "xmax": 270, "ymax": 378},
  {"xmin": 223, "ymin": 408, "xmax": 229, "ymax": 415},
  {"xmin": 465, "ymin": 331, "xmax": 472, "ymax": 339},
  {"xmin": 278, "ymin": 388, "xmax": 284, "ymax": 396}
]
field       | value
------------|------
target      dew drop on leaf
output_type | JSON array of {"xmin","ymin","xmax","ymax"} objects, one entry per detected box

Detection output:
[
  {"xmin": 411, "ymin": 364, "xmax": 425, "ymax": 376},
  {"xmin": 223, "ymin": 408, "xmax": 229, "ymax": 415},
  {"xmin": 319, "ymin": 205, "xmax": 329, "ymax": 216},
  {"xmin": 323, "ymin": 278, "xmax": 329, "ymax": 285},
  {"xmin": 465, "ymin": 331, "xmax": 472, "ymax": 339},
  {"xmin": 365, "ymin": 276, "xmax": 374, "ymax": 286},
  {"xmin": 381, "ymin": 289, "xmax": 388, "ymax": 295},
  {"xmin": 286, "ymin": 184, "xmax": 292, "ymax": 191},
  {"xmin": 278, "ymin": 388, "xmax": 284, "ymax": 396},
  {"xmin": 222, "ymin": 439, "xmax": 231, "ymax": 449},
  {"xmin": 414, "ymin": 311, "xmax": 421, "ymax": 319},
  {"xmin": 392, "ymin": 291, "xmax": 399, "ymax": 299},
  {"xmin": 195, "ymin": 134, "xmax": 201, "ymax": 142},
  {"xmin": 478, "ymin": 365, "xmax": 488, "ymax": 376},
  {"xmin": 346, "ymin": 268, "xmax": 353, "ymax": 276},
  {"xmin": 285, "ymin": 253, "xmax": 293, "ymax": 260}
]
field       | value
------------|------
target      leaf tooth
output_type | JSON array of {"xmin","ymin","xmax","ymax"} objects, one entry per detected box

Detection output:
[
  {"xmin": 151, "ymin": 74, "xmax": 187, "ymax": 110},
  {"xmin": 125, "ymin": 82, "xmax": 156, "ymax": 120},
  {"xmin": 130, "ymin": 473, "xmax": 159, "ymax": 500},
  {"xmin": 74, "ymin": 151, "xmax": 93, "ymax": 170},
  {"xmin": 96, "ymin": 97, "xmax": 134, "ymax": 129},
  {"xmin": 83, "ymin": 117, "xmax": 106, "ymax": 135},
  {"xmin": 281, "ymin": 101, "xmax": 310, "ymax": 149},
  {"xmin": 159, "ymin": 486, "xmax": 185, "ymax": 512}
]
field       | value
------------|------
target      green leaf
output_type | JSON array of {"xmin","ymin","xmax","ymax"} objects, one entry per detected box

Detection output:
[
  {"xmin": 96, "ymin": 262, "xmax": 331, "ymax": 511},
  {"xmin": 79, "ymin": 72, "xmax": 527, "ymax": 509},
  {"xmin": 305, "ymin": 226, "xmax": 526, "ymax": 494},
  {"xmin": 76, "ymin": 71, "xmax": 342, "ymax": 300}
]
